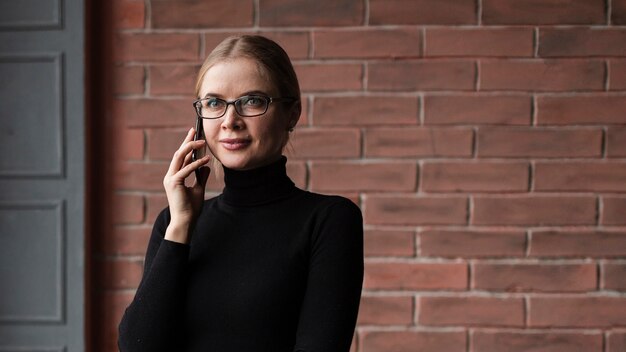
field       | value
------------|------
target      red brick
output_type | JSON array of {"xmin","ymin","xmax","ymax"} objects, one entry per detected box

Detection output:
[
  {"xmin": 530, "ymin": 231, "xmax": 626, "ymax": 257},
  {"xmin": 473, "ymin": 196, "xmax": 596, "ymax": 226},
  {"xmin": 472, "ymin": 331, "xmax": 603, "ymax": 352},
  {"xmin": 537, "ymin": 95, "xmax": 626, "ymax": 125},
  {"xmin": 364, "ymin": 127, "xmax": 473, "ymax": 158},
  {"xmin": 150, "ymin": 65, "xmax": 199, "ymax": 96},
  {"xmin": 113, "ymin": 0, "xmax": 145, "ymax": 29},
  {"xmin": 607, "ymin": 127, "xmax": 626, "ymax": 157},
  {"xmin": 289, "ymin": 128, "xmax": 360, "ymax": 159},
  {"xmin": 259, "ymin": 0, "xmax": 364, "ymax": 26},
  {"xmin": 113, "ymin": 65, "xmax": 145, "ymax": 95},
  {"xmin": 101, "ymin": 258, "xmax": 143, "ymax": 289},
  {"xmin": 146, "ymin": 128, "xmax": 187, "ymax": 160},
  {"xmin": 539, "ymin": 28, "xmax": 626, "ymax": 57},
  {"xmin": 364, "ymin": 262, "xmax": 467, "ymax": 290},
  {"xmin": 112, "ymin": 127, "xmax": 144, "ymax": 161},
  {"xmin": 424, "ymin": 95, "xmax": 531, "ymax": 125},
  {"xmin": 364, "ymin": 195, "xmax": 467, "ymax": 225},
  {"xmin": 477, "ymin": 127, "xmax": 602, "ymax": 158},
  {"xmin": 420, "ymin": 296, "xmax": 524, "ymax": 327},
  {"xmin": 103, "ymin": 226, "xmax": 152, "ymax": 255},
  {"xmin": 113, "ymin": 33, "xmax": 199, "ymax": 62},
  {"xmin": 313, "ymin": 96, "xmax": 418, "ymax": 126},
  {"xmin": 603, "ymin": 196, "xmax": 626, "ymax": 225},
  {"xmin": 536, "ymin": 162, "xmax": 626, "ymax": 191},
  {"xmin": 204, "ymin": 31, "xmax": 310, "ymax": 60},
  {"xmin": 481, "ymin": 59, "xmax": 605, "ymax": 91},
  {"xmin": 310, "ymin": 161, "xmax": 417, "ymax": 192},
  {"xmin": 286, "ymin": 160, "xmax": 307, "ymax": 189},
  {"xmin": 364, "ymin": 229, "xmax": 415, "ymax": 257},
  {"xmin": 615, "ymin": 0, "xmax": 626, "ymax": 24},
  {"xmin": 370, "ymin": 0, "xmax": 476, "ymax": 25},
  {"xmin": 112, "ymin": 193, "xmax": 144, "ymax": 224},
  {"xmin": 314, "ymin": 29, "xmax": 421, "ymax": 58},
  {"xmin": 357, "ymin": 296, "xmax": 414, "ymax": 325},
  {"xmin": 360, "ymin": 331, "xmax": 467, "ymax": 352},
  {"xmin": 473, "ymin": 263, "xmax": 597, "ymax": 292},
  {"xmin": 116, "ymin": 99, "xmax": 191, "ymax": 128},
  {"xmin": 420, "ymin": 230, "xmax": 526, "ymax": 258},
  {"xmin": 608, "ymin": 331, "xmax": 626, "ymax": 352},
  {"xmin": 368, "ymin": 61, "xmax": 475, "ymax": 91},
  {"xmin": 295, "ymin": 64, "xmax": 362, "ymax": 92},
  {"xmin": 611, "ymin": 60, "xmax": 626, "ymax": 90},
  {"xmin": 483, "ymin": 0, "xmax": 605, "ymax": 25},
  {"xmin": 529, "ymin": 297, "xmax": 626, "ymax": 327},
  {"xmin": 114, "ymin": 161, "xmax": 168, "ymax": 191},
  {"xmin": 152, "ymin": 0, "xmax": 253, "ymax": 28},
  {"xmin": 145, "ymin": 193, "xmax": 168, "ymax": 224},
  {"xmin": 425, "ymin": 28, "xmax": 533, "ymax": 57},
  {"xmin": 422, "ymin": 161, "xmax": 528, "ymax": 192},
  {"xmin": 603, "ymin": 263, "xmax": 626, "ymax": 290}
]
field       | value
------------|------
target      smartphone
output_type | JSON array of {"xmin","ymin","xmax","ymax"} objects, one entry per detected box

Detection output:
[
  {"xmin": 192, "ymin": 117, "xmax": 207, "ymax": 162},
  {"xmin": 192, "ymin": 117, "xmax": 209, "ymax": 180}
]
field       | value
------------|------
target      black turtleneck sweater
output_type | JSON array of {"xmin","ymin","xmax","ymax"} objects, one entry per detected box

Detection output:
[{"xmin": 118, "ymin": 157, "xmax": 364, "ymax": 352}]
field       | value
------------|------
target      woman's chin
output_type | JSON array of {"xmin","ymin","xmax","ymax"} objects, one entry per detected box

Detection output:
[{"xmin": 217, "ymin": 154, "xmax": 251, "ymax": 170}]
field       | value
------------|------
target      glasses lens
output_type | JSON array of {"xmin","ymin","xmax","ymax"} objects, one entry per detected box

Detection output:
[
  {"xmin": 200, "ymin": 98, "xmax": 226, "ymax": 118},
  {"xmin": 237, "ymin": 96, "xmax": 269, "ymax": 116}
]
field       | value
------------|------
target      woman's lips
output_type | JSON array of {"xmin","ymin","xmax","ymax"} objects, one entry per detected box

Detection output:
[{"xmin": 219, "ymin": 138, "xmax": 251, "ymax": 151}]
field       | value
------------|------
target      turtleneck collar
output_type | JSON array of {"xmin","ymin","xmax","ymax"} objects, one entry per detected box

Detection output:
[{"xmin": 220, "ymin": 156, "xmax": 296, "ymax": 207}]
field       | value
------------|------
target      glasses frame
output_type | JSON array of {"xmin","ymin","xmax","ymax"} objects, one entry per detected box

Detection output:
[{"xmin": 193, "ymin": 95, "xmax": 297, "ymax": 119}]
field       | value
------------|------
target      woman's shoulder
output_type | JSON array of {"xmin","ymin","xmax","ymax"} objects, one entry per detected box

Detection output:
[{"xmin": 297, "ymin": 190, "xmax": 362, "ymax": 219}]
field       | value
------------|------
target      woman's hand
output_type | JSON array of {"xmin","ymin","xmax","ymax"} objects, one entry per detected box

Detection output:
[{"xmin": 162, "ymin": 127, "xmax": 211, "ymax": 244}]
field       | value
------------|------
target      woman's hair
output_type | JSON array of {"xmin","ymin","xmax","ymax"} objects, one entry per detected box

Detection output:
[
  {"xmin": 194, "ymin": 35, "xmax": 301, "ymax": 175},
  {"xmin": 195, "ymin": 35, "xmax": 301, "ymax": 105}
]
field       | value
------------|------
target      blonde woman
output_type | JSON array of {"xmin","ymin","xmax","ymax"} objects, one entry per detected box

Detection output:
[{"xmin": 118, "ymin": 35, "xmax": 363, "ymax": 352}]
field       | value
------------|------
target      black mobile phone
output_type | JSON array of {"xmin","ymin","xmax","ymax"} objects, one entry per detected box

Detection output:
[
  {"xmin": 192, "ymin": 117, "xmax": 208, "ymax": 181},
  {"xmin": 192, "ymin": 117, "xmax": 207, "ymax": 162}
]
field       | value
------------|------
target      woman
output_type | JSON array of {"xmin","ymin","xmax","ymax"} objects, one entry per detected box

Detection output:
[{"xmin": 118, "ymin": 35, "xmax": 364, "ymax": 352}]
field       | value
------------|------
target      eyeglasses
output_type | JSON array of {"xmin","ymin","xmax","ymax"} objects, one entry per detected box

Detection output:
[{"xmin": 193, "ymin": 95, "xmax": 297, "ymax": 119}]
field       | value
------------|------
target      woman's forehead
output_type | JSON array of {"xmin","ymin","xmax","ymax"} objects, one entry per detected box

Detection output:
[{"xmin": 199, "ymin": 58, "xmax": 275, "ymax": 97}]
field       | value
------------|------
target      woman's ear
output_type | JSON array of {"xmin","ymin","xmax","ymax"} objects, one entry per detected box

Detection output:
[{"xmin": 287, "ymin": 100, "xmax": 302, "ymax": 130}]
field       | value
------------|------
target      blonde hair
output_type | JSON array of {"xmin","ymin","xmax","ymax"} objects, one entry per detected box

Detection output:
[
  {"xmin": 195, "ymin": 35, "xmax": 302, "ymax": 176},
  {"xmin": 196, "ymin": 35, "xmax": 301, "ymax": 101}
]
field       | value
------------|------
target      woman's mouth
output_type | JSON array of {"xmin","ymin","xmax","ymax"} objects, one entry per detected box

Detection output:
[{"xmin": 219, "ymin": 138, "xmax": 251, "ymax": 151}]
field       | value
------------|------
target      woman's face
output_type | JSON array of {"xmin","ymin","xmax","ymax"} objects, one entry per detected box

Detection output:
[{"xmin": 198, "ymin": 58, "xmax": 295, "ymax": 171}]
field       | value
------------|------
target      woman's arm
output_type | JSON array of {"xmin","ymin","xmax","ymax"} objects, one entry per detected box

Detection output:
[
  {"xmin": 293, "ymin": 199, "xmax": 364, "ymax": 352},
  {"xmin": 118, "ymin": 128, "xmax": 210, "ymax": 351},
  {"xmin": 117, "ymin": 208, "xmax": 190, "ymax": 352}
]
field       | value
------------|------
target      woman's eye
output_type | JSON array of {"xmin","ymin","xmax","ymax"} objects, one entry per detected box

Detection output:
[
  {"xmin": 206, "ymin": 99, "xmax": 222, "ymax": 109},
  {"xmin": 244, "ymin": 97, "xmax": 264, "ymax": 107}
]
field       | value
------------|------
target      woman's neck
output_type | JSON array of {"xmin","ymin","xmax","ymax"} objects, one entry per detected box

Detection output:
[{"xmin": 220, "ymin": 156, "xmax": 295, "ymax": 207}]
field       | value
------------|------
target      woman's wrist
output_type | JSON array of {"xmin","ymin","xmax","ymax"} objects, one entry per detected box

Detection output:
[{"xmin": 164, "ymin": 220, "xmax": 192, "ymax": 244}]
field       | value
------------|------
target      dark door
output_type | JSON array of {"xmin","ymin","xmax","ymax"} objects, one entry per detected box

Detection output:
[{"xmin": 0, "ymin": 0, "xmax": 85, "ymax": 350}]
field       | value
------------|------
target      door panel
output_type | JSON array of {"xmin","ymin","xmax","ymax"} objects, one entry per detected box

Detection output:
[{"xmin": 0, "ymin": 0, "xmax": 84, "ymax": 350}]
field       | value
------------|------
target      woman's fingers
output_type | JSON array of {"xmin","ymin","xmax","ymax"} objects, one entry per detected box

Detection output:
[
  {"xmin": 176, "ymin": 155, "xmax": 211, "ymax": 181},
  {"xmin": 182, "ymin": 149, "xmax": 193, "ymax": 168},
  {"xmin": 167, "ymin": 128, "xmax": 194, "ymax": 176},
  {"xmin": 179, "ymin": 127, "xmax": 195, "ymax": 148},
  {"xmin": 167, "ymin": 134, "xmax": 205, "ymax": 176}
]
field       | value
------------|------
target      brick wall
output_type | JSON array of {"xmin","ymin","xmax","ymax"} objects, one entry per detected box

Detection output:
[{"xmin": 96, "ymin": 0, "xmax": 626, "ymax": 351}]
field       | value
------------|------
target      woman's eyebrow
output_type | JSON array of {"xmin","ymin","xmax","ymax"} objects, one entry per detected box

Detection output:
[
  {"xmin": 241, "ymin": 90, "xmax": 269, "ymax": 96},
  {"xmin": 202, "ymin": 90, "xmax": 270, "ymax": 99},
  {"xmin": 203, "ymin": 92, "xmax": 222, "ymax": 99}
]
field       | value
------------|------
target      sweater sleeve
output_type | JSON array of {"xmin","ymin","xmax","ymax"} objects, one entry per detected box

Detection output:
[
  {"xmin": 118, "ymin": 207, "xmax": 190, "ymax": 352},
  {"xmin": 293, "ymin": 199, "xmax": 364, "ymax": 352}
]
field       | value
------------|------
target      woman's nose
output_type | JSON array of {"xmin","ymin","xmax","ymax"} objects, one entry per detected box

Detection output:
[{"xmin": 221, "ymin": 105, "xmax": 245, "ymax": 130}]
